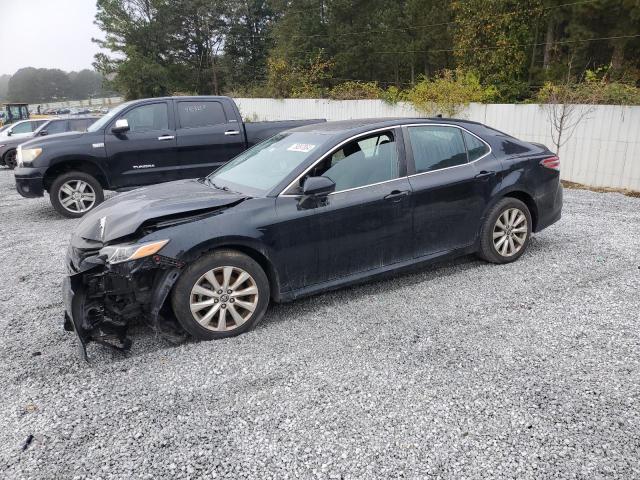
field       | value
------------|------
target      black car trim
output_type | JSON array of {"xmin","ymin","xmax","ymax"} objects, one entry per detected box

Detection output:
[{"xmin": 279, "ymin": 244, "xmax": 475, "ymax": 301}]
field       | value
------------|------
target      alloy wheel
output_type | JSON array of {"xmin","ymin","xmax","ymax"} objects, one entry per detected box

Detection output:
[
  {"xmin": 189, "ymin": 266, "xmax": 259, "ymax": 332},
  {"xmin": 493, "ymin": 207, "xmax": 528, "ymax": 257},
  {"xmin": 58, "ymin": 180, "xmax": 96, "ymax": 213}
]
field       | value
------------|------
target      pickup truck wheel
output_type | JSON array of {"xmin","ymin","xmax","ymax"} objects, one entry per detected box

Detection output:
[
  {"xmin": 3, "ymin": 149, "xmax": 17, "ymax": 169},
  {"xmin": 171, "ymin": 250, "xmax": 270, "ymax": 340},
  {"xmin": 50, "ymin": 171, "xmax": 104, "ymax": 218},
  {"xmin": 478, "ymin": 198, "xmax": 532, "ymax": 264}
]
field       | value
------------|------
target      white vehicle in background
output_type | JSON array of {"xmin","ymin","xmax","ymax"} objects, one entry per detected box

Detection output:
[{"xmin": 0, "ymin": 119, "xmax": 50, "ymax": 139}]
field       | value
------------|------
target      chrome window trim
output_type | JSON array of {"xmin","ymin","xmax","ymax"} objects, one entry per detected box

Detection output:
[
  {"xmin": 278, "ymin": 126, "xmax": 404, "ymax": 197},
  {"xmin": 403, "ymin": 123, "xmax": 492, "ymax": 178},
  {"xmin": 278, "ymin": 122, "xmax": 492, "ymax": 197}
]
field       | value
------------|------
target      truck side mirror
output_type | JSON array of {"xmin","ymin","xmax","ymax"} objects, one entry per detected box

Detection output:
[{"xmin": 112, "ymin": 118, "xmax": 130, "ymax": 134}]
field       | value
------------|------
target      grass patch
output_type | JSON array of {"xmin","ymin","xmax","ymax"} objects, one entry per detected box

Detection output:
[{"xmin": 561, "ymin": 180, "xmax": 640, "ymax": 198}]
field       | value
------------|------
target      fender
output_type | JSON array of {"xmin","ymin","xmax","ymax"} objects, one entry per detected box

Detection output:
[
  {"xmin": 479, "ymin": 182, "xmax": 539, "ymax": 235},
  {"xmin": 46, "ymin": 154, "xmax": 112, "ymax": 188},
  {"xmin": 179, "ymin": 235, "xmax": 283, "ymax": 301}
]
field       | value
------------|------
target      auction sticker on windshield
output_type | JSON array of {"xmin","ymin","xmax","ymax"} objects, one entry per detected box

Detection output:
[{"xmin": 287, "ymin": 143, "xmax": 316, "ymax": 153}]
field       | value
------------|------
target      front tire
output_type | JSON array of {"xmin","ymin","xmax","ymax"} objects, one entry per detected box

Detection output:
[
  {"xmin": 49, "ymin": 171, "xmax": 104, "ymax": 218},
  {"xmin": 171, "ymin": 250, "xmax": 270, "ymax": 340},
  {"xmin": 478, "ymin": 197, "xmax": 532, "ymax": 264},
  {"xmin": 4, "ymin": 149, "xmax": 17, "ymax": 169}
]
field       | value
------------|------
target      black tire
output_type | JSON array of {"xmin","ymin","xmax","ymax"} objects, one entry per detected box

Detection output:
[
  {"xmin": 478, "ymin": 197, "xmax": 532, "ymax": 264},
  {"xmin": 4, "ymin": 149, "xmax": 17, "ymax": 169},
  {"xmin": 171, "ymin": 249, "xmax": 270, "ymax": 340},
  {"xmin": 49, "ymin": 171, "xmax": 104, "ymax": 218}
]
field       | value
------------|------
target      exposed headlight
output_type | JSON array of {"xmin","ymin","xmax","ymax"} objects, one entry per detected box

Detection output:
[
  {"xmin": 18, "ymin": 147, "xmax": 42, "ymax": 167},
  {"xmin": 99, "ymin": 239, "xmax": 169, "ymax": 264}
]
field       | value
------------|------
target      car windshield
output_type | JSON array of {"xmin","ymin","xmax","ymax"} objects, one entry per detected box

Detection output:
[
  {"xmin": 86, "ymin": 101, "xmax": 135, "ymax": 132},
  {"xmin": 207, "ymin": 132, "xmax": 331, "ymax": 195}
]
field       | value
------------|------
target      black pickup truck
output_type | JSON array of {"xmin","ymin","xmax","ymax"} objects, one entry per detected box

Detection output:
[{"xmin": 14, "ymin": 96, "xmax": 324, "ymax": 217}]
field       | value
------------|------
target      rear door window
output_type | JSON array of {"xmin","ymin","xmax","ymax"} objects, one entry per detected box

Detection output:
[
  {"xmin": 45, "ymin": 120, "xmax": 68, "ymax": 134},
  {"xmin": 177, "ymin": 101, "xmax": 227, "ymax": 128},
  {"xmin": 462, "ymin": 130, "xmax": 490, "ymax": 161},
  {"xmin": 408, "ymin": 126, "xmax": 468, "ymax": 174},
  {"xmin": 69, "ymin": 119, "xmax": 91, "ymax": 132}
]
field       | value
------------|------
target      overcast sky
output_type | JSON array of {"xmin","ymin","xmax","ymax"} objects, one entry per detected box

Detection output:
[{"xmin": 0, "ymin": 0, "xmax": 103, "ymax": 76}]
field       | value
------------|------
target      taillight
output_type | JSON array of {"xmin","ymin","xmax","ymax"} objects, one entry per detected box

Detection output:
[{"xmin": 540, "ymin": 156, "xmax": 560, "ymax": 171}]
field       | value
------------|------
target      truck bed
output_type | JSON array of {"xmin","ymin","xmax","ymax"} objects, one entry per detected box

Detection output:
[{"xmin": 244, "ymin": 119, "xmax": 326, "ymax": 147}]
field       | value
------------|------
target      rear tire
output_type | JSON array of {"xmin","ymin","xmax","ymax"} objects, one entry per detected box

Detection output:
[
  {"xmin": 4, "ymin": 149, "xmax": 17, "ymax": 169},
  {"xmin": 171, "ymin": 250, "xmax": 270, "ymax": 340},
  {"xmin": 478, "ymin": 197, "xmax": 532, "ymax": 264},
  {"xmin": 49, "ymin": 171, "xmax": 104, "ymax": 218}
]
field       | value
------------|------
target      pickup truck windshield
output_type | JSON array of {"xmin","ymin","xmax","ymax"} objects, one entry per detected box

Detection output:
[
  {"xmin": 208, "ymin": 132, "xmax": 330, "ymax": 195},
  {"xmin": 86, "ymin": 101, "xmax": 135, "ymax": 132}
]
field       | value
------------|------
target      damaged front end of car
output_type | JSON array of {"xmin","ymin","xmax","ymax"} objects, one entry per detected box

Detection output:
[
  {"xmin": 61, "ymin": 179, "xmax": 251, "ymax": 360},
  {"xmin": 63, "ymin": 238, "xmax": 184, "ymax": 361}
]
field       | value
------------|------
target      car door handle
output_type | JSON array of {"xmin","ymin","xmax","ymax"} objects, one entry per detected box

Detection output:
[
  {"xmin": 475, "ymin": 170, "xmax": 495, "ymax": 179},
  {"xmin": 157, "ymin": 135, "xmax": 175, "ymax": 141},
  {"xmin": 384, "ymin": 190, "xmax": 410, "ymax": 202},
  {"xmin": 224, "ymin": 130, "xmax": 241, "ymax": 136}
]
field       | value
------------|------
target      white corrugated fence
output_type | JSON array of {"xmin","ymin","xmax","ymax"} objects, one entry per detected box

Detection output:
[{"xmin": 235, "ymin": 98, "xmax": 640, "ymax": 191}]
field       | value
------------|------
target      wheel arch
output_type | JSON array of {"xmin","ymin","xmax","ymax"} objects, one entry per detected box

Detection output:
[
  {"xmin": 501, "ymin": 190, "xmax": 538, "ymax": 232},
  {"xmin": 179, "ymin": 240, "xmax": 283, "ymax": 302},
  {"xmin": 2, "ymin": 147, "xmax": 16, "ymax": 161},
  {"xmin": 481, "ymin": 187, "xmax": 538, "ymax": 233},
  {"xmin": 43, "ymin": 158, "xmax": 110, "ymax": 192}
]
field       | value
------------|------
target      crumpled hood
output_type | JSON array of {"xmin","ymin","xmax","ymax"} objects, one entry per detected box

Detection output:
[{"xmin": 75, "ymin": 179, "xmax": 248, "ymax": 243}]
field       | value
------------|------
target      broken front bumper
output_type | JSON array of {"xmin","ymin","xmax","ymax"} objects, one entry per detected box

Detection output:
[{"xmin": 63, "ymin": 245, "xmax": 183, "ymax": 360}]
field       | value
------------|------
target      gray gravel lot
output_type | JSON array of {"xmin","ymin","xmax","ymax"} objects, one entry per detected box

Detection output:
[{"xmin": 0, "ymin": 167, "xmax": 638, "ymax": 479}]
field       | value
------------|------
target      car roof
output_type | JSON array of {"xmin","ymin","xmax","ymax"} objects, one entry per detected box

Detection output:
[
  {"xmin": 47, "ymin": 116, "xmax": 100, "ymax": 121},
  {"xmin": 287, "ymin": 117, "xmax": 485, "ymax": 136}
]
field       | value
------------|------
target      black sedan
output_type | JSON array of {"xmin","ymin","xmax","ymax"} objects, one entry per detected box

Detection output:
[{"xmin": 63, "ymin": 118, "xmax": 562, "ymax": 357}]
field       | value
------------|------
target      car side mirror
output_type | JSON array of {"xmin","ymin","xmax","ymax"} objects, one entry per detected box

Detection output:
[
  {"xmin": 6, "ymin": 130, "xmax": 11, "ymax": 137},
  {"xmin": 111, "ymin": 118, "xmax": 130, "ymax": 134},
  {"xmin": 39, "ymin": 130, "xmax": 48, "ymax": 136},
  {"xmin": 302, "ymin": 176, "xmax": 335, "ymax": 197}
]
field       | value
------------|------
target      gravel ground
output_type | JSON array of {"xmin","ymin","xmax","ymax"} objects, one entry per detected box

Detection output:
[{"xmin": 0, "ymin": 167, "xmax": 638, "ymax": 479}]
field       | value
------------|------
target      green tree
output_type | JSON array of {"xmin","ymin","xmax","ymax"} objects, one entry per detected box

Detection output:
[
  {"xmin": 221, "ymin": 0, "xmax": 277, "ymax": 89},
  {"xmin": 7, "ymin": 68, "xmax": 72, "ymax": 103},
  {"xmin": 94, "ymin": 0, "xmax": 179, "ymax": 98},
  {"xmin": 0, "ymin": 75, "xmax": 10, "ymax": 101},
  {"xmin": 69, "ymin": 70, "xmax": 108, "ymax": 99},
  {"xmin": 452, "ymin": 0, "xmax": 543, "ymax": 100}
]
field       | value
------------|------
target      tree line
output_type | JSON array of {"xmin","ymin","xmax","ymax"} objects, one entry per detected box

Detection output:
[
  {"xmin": 0, "ymin": 68, "xmax": 114, "ymax": 104},
  {"xmin": 89, "ymin": 0, "xmax": 640, "ymax": 103}
]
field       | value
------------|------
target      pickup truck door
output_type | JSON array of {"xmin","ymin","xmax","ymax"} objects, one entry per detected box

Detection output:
[
  {"xmin": 104, "ymin": 101, "xmax": 178, "ymax": 189},
  {"xmin": 174, "ymin": 99, "xmax": 246, "ymax": 179}
]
